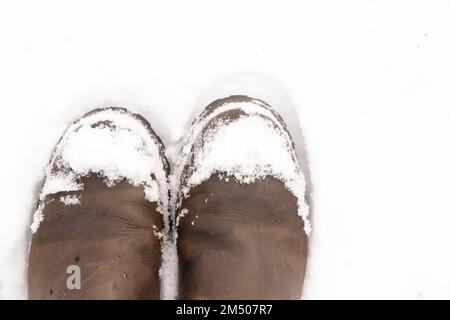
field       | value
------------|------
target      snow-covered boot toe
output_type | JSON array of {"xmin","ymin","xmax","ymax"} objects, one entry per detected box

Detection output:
[{"xmin": 28, "ymin": 107, "xmax": 169, "ymax": 299}]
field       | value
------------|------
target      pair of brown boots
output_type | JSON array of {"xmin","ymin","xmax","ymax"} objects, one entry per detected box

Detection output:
[{"xmin": 28, "ymin": 95, "xmax": 310, "ymax": 300}]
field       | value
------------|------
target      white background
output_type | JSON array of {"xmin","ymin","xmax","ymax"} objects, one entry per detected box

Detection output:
[{"xmin": 1, "ymin": 0, "xmax": 450, "ymax": 299}]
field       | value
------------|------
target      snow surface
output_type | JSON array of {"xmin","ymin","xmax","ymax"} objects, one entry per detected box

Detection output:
[{"xmin": 1, "ymin": 0, "xmax": 450, "ymax": 299}]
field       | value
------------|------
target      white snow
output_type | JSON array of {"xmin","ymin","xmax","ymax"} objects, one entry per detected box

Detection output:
[
  {"xmin": 59, "ymin": 195, "xmax": 81, "ymax": 206},
  {"xmin": 175, "ymin": 99, "xmax": 310, "ymax": 235},
  {"xmin": 176, "ymin": 208, "xmax": 189, "ymax": 227},
  {"xmin": 1, "ymin": 0, "xmax": 450, "ymax": 300},
  {"xmin": 152, "ymin": 225, "xmax": 164, "ymax": 240}
]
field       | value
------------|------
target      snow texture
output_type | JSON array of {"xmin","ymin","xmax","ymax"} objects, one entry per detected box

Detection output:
[
  {"xmin": 1, "ymin": 0, "xmax": 450, "ymax": 300},
  {"xmin": 59, "ymin": 195, "xmax": 81, "ymax": 206}
]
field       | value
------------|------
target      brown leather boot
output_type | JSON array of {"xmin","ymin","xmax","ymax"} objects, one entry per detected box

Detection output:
[
  {"xmin": 28, "ymin": 108, "xmax": 169, "ymax": 299},
  {"xmin": 175, "ymin": 96, "xmax": 310, "ymax": 300}
]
